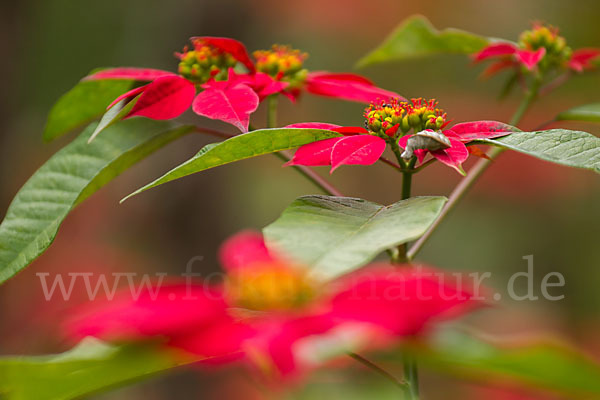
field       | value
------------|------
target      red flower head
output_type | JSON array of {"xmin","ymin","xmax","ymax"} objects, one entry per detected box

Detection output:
[
  {"xmin": 474, "ymin": 22, "xmax": 600, "ymax": 77},
  {"xmin": 65, "ymin": 231, "xmax": 482, "ymax": 379},
  {"xmin": 85, "ymin": 37, "xmax": 402, "ymax": 133},
  {"xmin": 286, "ymin": 98, "xmax": 516, "ymax": 174}
]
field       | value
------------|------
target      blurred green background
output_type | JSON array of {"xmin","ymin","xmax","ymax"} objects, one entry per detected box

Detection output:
[{"xmin": 0, "ymin": 0, "xmax": 599, "ymax": 398}]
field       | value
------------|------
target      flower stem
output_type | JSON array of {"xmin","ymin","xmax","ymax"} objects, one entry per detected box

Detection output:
[
  {"xmin": 349, "ymin": 352, "xmax": 409, "ymax": 392},
  {"xmin": 265, "ymin": 95, "xmax": 344, "ymax": 197},
  {"xmin": 407, "ymin": 76, "xmax": 542, "ymax": 261}
]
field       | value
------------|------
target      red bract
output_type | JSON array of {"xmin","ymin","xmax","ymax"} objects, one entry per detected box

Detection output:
[
  {"xmin": 65, "ymin": 231, "xmax": 481, "ymax": 378},
  {"xmin": 400, "ymin": 121, "xmax": 514, "ymax": 174},
  {"xmin": 285, "ymin": 107, "xmax": 515, "ymax": 174},
  {"xmin": 474, "ymin": 23, "xmax": 600, "ymax": 76},
  {"xmin": 86, "ymin": 37, "xmax": 401, "ymax": 132}
]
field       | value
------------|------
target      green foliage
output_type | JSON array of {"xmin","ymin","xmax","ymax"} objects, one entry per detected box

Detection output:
[
  {"xmin": 0, "ymin": 119, "xmax": 193, "ymax": 284},
  {"xmin": 478, "ymin": 129, "xmax": 600, "ymax": 173},
  {"xmin": 122, "ymin": 128, "xmax": 342, "ymax": 202},
  {"xmin": 356, "ymin": 15, "xmax": 492, "ymax": 68},
  {"xmin": 88, "ymin": 95, "xmax": 140, "ymax": 143},
  {"xmin": 43, "ymin": 76, "xmax": 133, "ymax": 142},
  {"xmin": 556, "ymin": 103, "xmax": 600, "ymax": 123},
  {"xmin": 0, "ymin": 338, "xmax": 192, "ymax": 400},
  {"xmin": 412, "ymin": 330, "xmax": 600, "ymax": 397},
  {"xmin": 263, "ymin": 195, "xmax": 446, "ymax": 280}
]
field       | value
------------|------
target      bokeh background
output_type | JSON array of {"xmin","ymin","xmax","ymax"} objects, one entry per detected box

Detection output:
[{"xmin": 0, "ymin": 0, "xmax": 599, "ymax": 398}]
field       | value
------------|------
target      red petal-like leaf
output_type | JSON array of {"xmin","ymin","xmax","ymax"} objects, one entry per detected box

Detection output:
[
  {"xmin": 285, "ymin": 137, "xmax": 343, "ymax": 167},
  {"xmin": 473, "ymin": 43, "xmax": 517, "ymax": 61},
  {"xmin": 286, "ymin": 122, "xmax": 341, "ymax": 130},
  {"xmin": 481, "ymin": 59, "xmax": 516, "ymax": 78},
  {"xmin": 85, "ymin": 67, "xmax": 175, "ymax": 81},
  {"xmin": 568, "ymin": 48, "xmax": 600, "ymax": 72},
  {"xmin": 468, "ymin": 145, "xmax": 491, "ymax": 160},
  {"xmin": 333, "ymin": 126, "xmax": 369, "ymax": 136},
  {"xmin": 306, "ymin": 71, "xmax": 405, "ymax": 104},
  {"xmin": 219, "ymin": 231, "xmax": 276, "ymax": 272},
  {"xmin": 126, "ymin": 75, "xmax": 195, "ymax": 120},
  {"xmin": 431, "ymin": 138, "xmax": 469, "ymax": 175},
  {"xmin": 516, "ymin": 48, "xmax": 546, "ymax": 69},
  {"xmin": 448, "ymin": 120, "xmax": 516, "ymax": 141},
  {"xmin": 228, "ymin": 69, "xmax": 287, "ymax": 101},
  {"xmin": 193, "ymin": 36, "xmax": 255, "ymax": 73},
  {"xmin": 193, "ymin": 81, "xmax": 259, "ymax": 132},
  {"xmin": 330, "ymin": 135, "xmax": 387, "ymax": 173}
]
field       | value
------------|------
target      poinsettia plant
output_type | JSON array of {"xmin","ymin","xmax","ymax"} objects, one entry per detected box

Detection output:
[{"xmin": 1, "ymin": 15, "xmax": 600, "ymax": 400}]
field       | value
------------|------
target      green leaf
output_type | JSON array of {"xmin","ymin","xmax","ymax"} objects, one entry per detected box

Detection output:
[
  {"xmin": 263, "ymin": 196, "xmax": 447, "ymax": 280},
  {"xmin": 43, "ymin": 77, "xmax": 133, "ymax": 142},
  {"xmin": 413, "ymin": 330, "xmax": 600, "ymax": 397},
  {"xmin": 477, "ymin": 129, "xmax": 600, "ymax": 173},
  {"xmin": 121, "ymin": 128, "xmax": 342, "ymax": 202},
  {"xmin": 0, "ymin": 119, "xmax": 193, "ymax": 284},
  {"xmin": 356, "ymin": 15, "xmax": 492, "ymax": 68},
  {"xmin": 88, "ymin": 95, "xmax": 140, "ymax": 144},
  {"xmin": 0, "ymin": 337, "xmax": 194, "ymax": 400},
  {"xmin": 556, "ymin": 103, "xmax": 600, "ymax": 123}
]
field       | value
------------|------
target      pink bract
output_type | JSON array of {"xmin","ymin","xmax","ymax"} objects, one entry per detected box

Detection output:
[
  {"xmin": 305, "ymin": 72, "xmax": 404, "ymax": 104},
  {"xmin": 126, "ymin": 75, "xmax": 196, "ymax": 120},
  {"xmin": 330, "ymin": 135, "xmax": 387, "ymax": 173},
  {"xmin": 84, "ymin": 67, "xmax": 175, "ymax": 81},
  {"xmin": 193, "ymin": 80, "xmax": 259, "ymax": 132}
]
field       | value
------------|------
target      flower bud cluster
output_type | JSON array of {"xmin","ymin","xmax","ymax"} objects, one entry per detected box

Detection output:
[
  {"xmin": 364, "ymin": 98, "xmax": 447, "ymax": 138},
  {"xmin": 518, "ymin": 23, "xmax": 572, "ymax": 69},
  {"xmin": 253, "ymin": 45, "xmax": 308, "ymax": 89},
  {"xmin": 176, "ymin": 40, "xmax": 237, "ymax": 83}
]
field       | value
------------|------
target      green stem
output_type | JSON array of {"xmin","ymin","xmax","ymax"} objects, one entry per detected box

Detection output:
[
  {"xmin": 265, "ymin": 95, "xmax": 344, "ymax": 197},
  {"xmin": 407, "ymin": 76, "xmax": 542, "ymax": 261},
  {"xmin": 349, "ymin": 353, "xmax": 409, "ymax": 392},
  {"xmin": 266, "ymin": 95, "xmax": 278, "ymax": 128},
  {"xmin": 403, "ymin": 355, "xmax": 419, "ymax": 400}
]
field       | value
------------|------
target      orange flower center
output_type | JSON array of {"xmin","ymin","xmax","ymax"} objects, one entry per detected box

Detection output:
[
  {"xmin": 364, "ymin": 98, "xmax": 447, "ymax": 137},
  {"xmin": 253, "ymin": 45, "xmax": 308, "ymax": 88},
  {"xmin": 226, "ymin": 263, "xmax": 316, "ymax": 311},
  {"xmin": 176, "ymin": 40, "xmax": 237, "ymax": 83}
]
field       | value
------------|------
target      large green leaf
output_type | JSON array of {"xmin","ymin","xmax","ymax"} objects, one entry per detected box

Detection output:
[
  {"xmin": 356, "ymin": 15, "xmax": 492, "ymax": 68},
  {"xmin": 43, "ymin": 76, "xmax": 133, "ymax": 142},
  {"xmin": 477, "ymin": 129, "xmax": 600, "ymax": 173},
  {"xmin": 122, "ymin": 128, "xmax": 342, "ymax": 202},
  {"xmin": 0, "ymin": 119, "xmax": 193, "ymax": 284},
  {"xmin": 412, "ymin": 330, "xmax": 600, "ymax": 397},
  {"xmin": 0, "ymin": 338, "xmax": 194, "ymax": 400},
  {"xmin": 263, "ymin": 196, "xmax": 447, "ymax": 280},
  {"xmin": 556, "ymin": 103, "xmax": 600, "ymax": 123}
]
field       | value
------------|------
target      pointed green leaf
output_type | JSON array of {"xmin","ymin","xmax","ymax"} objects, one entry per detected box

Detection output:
[
  {"xmin": 357, "ymin": 15, "xmax": 492, "ymax": 68},
  {"xmin": 122, "ymin": 128, "xmax": 341, "ymax": 202},
  {"xmin": 477, "ymin": 129, "xmax": 600, "ymax": 173},
  {"xmin": 263, "ymin": 196, "xmax": 447, "ymax": 280},
  {"xmin": 0, "ymin": 338, "xmax": 195, "ymax": 400},
  {"xmin": 412, "ymin": 330, "xmax": 600, "ymax": 397},
  {"xmin": 556, "ymin": 103, "xmax": 600, "ymax": 123},
  {"xmin": 0, "ymin": 119, "xmax": 193, "ymax": 284},
  {"xmin": 43, "ymin": 76, "xmax": 134, "ymax": 142},
  {"xmin": 88, "ymin": 95, "xmax": 140, "ymax": 144}
]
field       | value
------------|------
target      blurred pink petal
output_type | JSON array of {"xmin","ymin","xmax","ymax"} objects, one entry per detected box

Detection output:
[
  {"xmin": 84, "ymin": 67, "xmax": 175, "ymax": 81},
  {"xmin": 193, "ymin": 81, "xmax": 259, "ymax": 132},
  {"xmin": 568, "ymin": 48, "xmax": 600, "ymax": 72},
  {"xmin": 306, "ymin": 71, "xmax": 404, "ymax": 104},
  {"xmin": 330, "ymin": 135, "xmax": 386, "ymax": 173},
  {"xmin": 481, "ymin": 59, "xmax": 516, "ymax": 78},
  {"xmin": 333, "ymin": 126, "xmax": 369, "ymax": 136},
  {"xmin": 328, "ymin": 265, "xmax": 483, "ymax": 335},
  {"xmin": 219, "ymin": 230, "xmax": 275, "ymax": 272},
  {"xmin": 431, "ymin": 138, "xmax": 469, "ymax": 175},
  {"xmin": 66, "ymin": 284, "xmax": 227, "ymax": 341},
  {"xmin": 474, "ymin": 43, "xmax": 518, "ymax": 61},
  {"xmin": 228, "ymin": 69, "xmax": 288, "ymax": 101},
  {"xmin": 126, "ymin": 75, "xmax": 196, "ymax": 120},
  {"xmin": 285, "ymin": 137, "xmax": 343, "ymax": 166},
  {"xmin": 193, "ymin": 36, "xmax": 256, "ymax": 72},
  {"xmin": 515, "ymin": 48, "xmax": 546, "ymax": 69}
]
